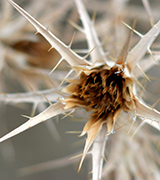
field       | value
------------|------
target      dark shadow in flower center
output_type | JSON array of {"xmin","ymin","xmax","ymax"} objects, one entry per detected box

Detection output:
[{"xmin": 68, "ymin": 65, "xmax": 130, "ymax": 121}]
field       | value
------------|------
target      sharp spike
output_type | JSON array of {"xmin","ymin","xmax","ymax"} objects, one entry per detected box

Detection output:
[
  {"xmin": 35, "ymin": 31, "xmax": 39, "ymax": 35},
  {"xmin": 103, "ymin": 156, "xmax": 107, "ymax": 163},
  {"xmin": 142, "ymin": 0, "xmax": 154, "ymax": 27},
  {"xmin": 127, "ymin": 120, "xmax": 135, "ymax": 136},
  {"xmin": 65, "ymin": 131, "xmax": 82, "ymax": 134},
  {"xmin": 148, "ymin": 49, "xmax": 157, "ymax": 62},
  {"xmin": 70, "ymin": 153, "xmax": 82, "ymax": 160},
  {"xmin": 116, "ymin": 19, "xmax": 137, "ymax": 67},
  {"xmin": 48, "ymin": 46, "xmax": 53, "ymax": 52},
  {"xmin": 21, "ymin": 115, "xmax": 31, "ymax": 119},
  {"xmin": 69, "ymin": 32, "xmax": 76, "ymax": 48},
  {"xmin": 135, "ymin": 78, "xmax": 146, "ymax": 91},
  {"xmin": 52, "ymin": 91, "xmax": 67, "ymax": 98},
  {"xmin": 83, "ymin": 45, "xmax": 97, "ymax": 59},
  {"xmin": 62, "ymin": 111, "xmax": 74, "ymax": 119},
  {"xmin": 30, "ymin": 103, "xmax": 37, "ymax": 117},
  {"xmin": 49, "ymin": 57, "xmax": 63, "ymax": 75},
  {"xmin": 41, "ymin": 94, "xmax": 52, "ymax": 105},
  {"xmin": 127, "ymin": 19, "xmax": 160, "ymax": 72},
  {"xmin": 152, "ymin": 98, "xmax": 160, "ymax": 108},
  {"xmin": 121, "ymin": 21, "xmax": 143, "ymax": 37},
  {"xmin": 59, "ymin": 69, "xmax": 74, "ymax": 87},
  {"xmin": 114, "ymin": 42, "xmax": 122, "ymax": 50},
  {"xmin": 78, "ymin": 120, "xmax": 103, "ymax": 172},
  {"xmin": 135, "ymin": 97, "xmax": 160, "ymax": 123},
  {"xmin": 92, "ymin": 10, "xmax": 97, "ymax": 23},
  {"xmin": 0, "ymin": 91, "xmax": 7, "ymax": 97},
  {"xmin": 136, "ymin": 64, "xmax": 151, "ymax": 82},
  {"xmin": 75, "ymin": 0, "xmax": 107, "ymax": 63},
  {"xmin": 67, "ymin": 19, "xmax": 84, "ymax": 33},
  {"xmin": 131, "ymin": 119, "xmax": 145, "ymax": 138},
  {"xmin": 114, "ymin": 123, "xmax": 127, "ymax": 131},
  {"xmin": 0, "ymin": 102, "xmax": 66, "ymax": 143},
  {"xmin": 25, "ymin": 81, "xmax": 35, "ymax": 92}
]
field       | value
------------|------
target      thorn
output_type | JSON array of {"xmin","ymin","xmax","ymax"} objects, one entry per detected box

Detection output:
[
  {"xmin": 148, "ymin": 49, "xmax": 157, "ymax": 63},
  {"xmin": 21, "ymin": 114, "xmax": 31, "ymax": 119},
  {"xmin": 114, "ymin": 42, "xmax": 122, "ymax": 50},
  {"xmin": 70, "ymin": 153, "xmax": 82, "ymax": 160},
  {"xmin": 72, "ymin": 139, "xmax": 85, "ymax": 147},
  {"xmin": 148, "ymin": 104, "xmax": 155, "ymax": 110},
  {"xmin": 71, "ymin": 117, "xmax": 88, "ymax": 122},
  {"xmin": 142, "ymin": 0, "xmax": 154, "ymax": 27},
  {"xmin": 67, "ymin": 19, "xmax": 84, "ymax": 33},
  {"xmin": 108, "ymin": 55, "xmax": 116, "ymax": 61},
  {"xmin": 7, "ymin": 0, "xmax": 88, "ymax": 67},
  {"xmin": 0, "ymin": 91, "xmax": 7, "ymax": 97},
  {"xmin": 59, "ymin": 69, "xmax": 74, "ymax": 87},
  {"xmin": 88, "ymin": 170, "xmax": 93, "ymax": 174},
  {"xmin": 131, "ymin": 119, "xmax": 145, "ymax": 139},
  {"xmin": 101, "ymin": 34, "xmax": 114, "ymax": 47},
  {"xmin": 121, "ymin": 21, "xmax": 143, "ymax": 37},
  {"xmin": 27, "ymin": 83, "xmax": 36, "ymax": 92},
  {"xmin": 114, "ymin": 123, "xmax": 126, "ymax": 131},
  {"xmin": 83, "ymin": 45, "xmax": 97, "ymax": 59},
  {"xmin": 62, "ymin": 110, "xmax": 74, "ymax": 119},
  {"xmin": 35, "ymin": 31, "xmax": 39, "ymax": 35},
  {"xmin": 56, "ymin": 115, "xmax": 59, "ymax": 123},
  {"xmin": 92, "ymin": 10, "xmax": 97, "ymax": 23},
  {"xmin": 65, "ymin": 131, "xmax": 81, "ymax": 134},
  {"xmin": 127, "ymin": 120, "xmax": 135, "ymax": 136},
  {"xmin": 103, "ymin": 156, "xmax": 107, "ymax": 163},
  {"xmin": 69, "ymin": 32, "xmax": 76, "ymax": 48},
  {"xmin": 139, "ymin": 79, "xmax": 148, "ymax": 98},
  {"xmin": 41, "ymin": 73, "xmax": 55, "ymax": 86},
  {"xmin": 115, "ymin": 122, "xmax": 121, "ymax": 127},
  {"xmin": 135, "ymin": 78, "xmax": 146, "ymax": 91},
  {"xmin": 30, "ymin": 103, "xmax": 37, "ymax": 117},
  {"xmin": 49, "ymin": 57, "xmax": 63, "ymax": 75},
  {"xmin": 136, "ymin": 64, "xmax": 151, "ymax": 82},
  {"xmin": 117, "ymin": 19, "xmax": 137, "ymax": 67},
  {"xmin": 41, "ymin": 94, "xmax": 52, "ymax": 105},
  {"xmin": 152, "ymin": 98, "xmax": 160, "ymax": 108},
  {"xmin": 48, "ymin": 46, "xmax": 53, "ymax": 52},
  {"xmin": 53, "ymin": 91, "xmax": 66, "ymax": 98}
]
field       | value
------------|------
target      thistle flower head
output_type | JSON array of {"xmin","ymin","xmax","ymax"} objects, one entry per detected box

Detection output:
[{"xmin": 64, "ymin": 63, "xmax": 134, "ymax": 130}]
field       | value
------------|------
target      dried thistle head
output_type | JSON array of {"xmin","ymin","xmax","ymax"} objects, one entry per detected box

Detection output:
[
  {"xmin": 12, "ymin": 35, "xmax": 61, "ymax": 68},
  {"xmin": 64, "ymin": 64, "xmax": 134, "ymax": 132},
  {"xmin": 0, "ymin": 0, "xmax": 160, "ymax": 179}
]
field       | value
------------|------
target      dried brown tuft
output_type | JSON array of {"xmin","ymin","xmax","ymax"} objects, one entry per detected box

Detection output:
[
  {"xmin": 64, "ymin": 65, "xmax": 135, "ymax": 132},
  {"xmin": 12, "ymin": 35, "xmax": 62, "ymax": 69}
]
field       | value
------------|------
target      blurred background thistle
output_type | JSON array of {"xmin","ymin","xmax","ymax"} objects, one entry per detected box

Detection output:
[{"xmin": 0, "ymin": 0, "xmax": 160, "ymax": 180}]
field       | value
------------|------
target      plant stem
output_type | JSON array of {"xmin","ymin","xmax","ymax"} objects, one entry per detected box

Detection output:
[{"xmin": 91, "ymin": 124, "xmax": 108, "ymax": 180}]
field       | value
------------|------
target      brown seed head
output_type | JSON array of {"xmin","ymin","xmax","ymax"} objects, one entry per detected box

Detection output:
[{"xmin": 64, "ymin": 65, "xmax": 135, "ymax": 132}]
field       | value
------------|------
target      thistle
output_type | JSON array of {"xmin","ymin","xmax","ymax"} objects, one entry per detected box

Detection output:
[{"xmin": 0, "ymin": 0, "xmax": 160, "ymax": 180}]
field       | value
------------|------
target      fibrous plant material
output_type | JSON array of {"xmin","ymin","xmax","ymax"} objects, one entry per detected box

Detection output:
[
  {"xmin": 63, "ymin": 64, "xmax": 135, "ymax": 170},
  {"xmin": 0, "ymin": 0, "xmax": 160, "ymax": 180}
]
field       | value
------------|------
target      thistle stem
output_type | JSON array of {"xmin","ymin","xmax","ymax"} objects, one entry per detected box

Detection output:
[{"xmin": 91, "ymin": 124, "xmax": 108, "ymax": 180}]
